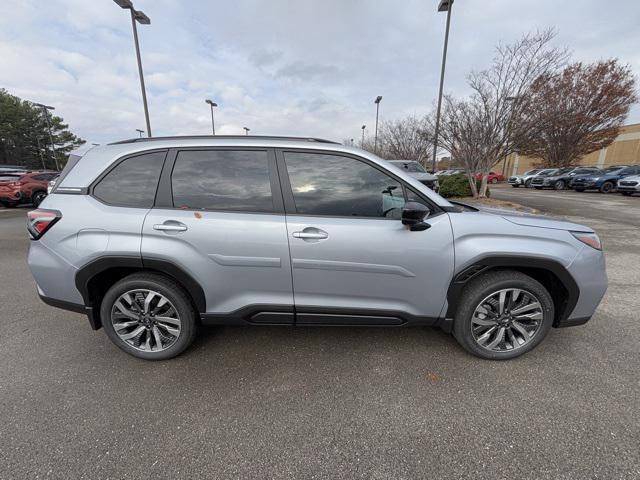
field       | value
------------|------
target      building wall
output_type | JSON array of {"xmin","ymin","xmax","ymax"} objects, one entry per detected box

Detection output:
[{"xmin": 495, "ymin": 123, "xmax": 640, "ymax": 176}]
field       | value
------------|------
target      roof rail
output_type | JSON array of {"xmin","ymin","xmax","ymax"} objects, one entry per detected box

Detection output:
[{"xmin": 108, "ymin": 135, "xmax": 339, "ymax": 145}]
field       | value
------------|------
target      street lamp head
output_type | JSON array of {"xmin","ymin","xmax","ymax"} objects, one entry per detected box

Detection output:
[
  {"xmin": 134, "ymin": 10, "xmax": 150, "ymax": 24},
  {"xmin": 438, "ymin": 0, "xmax": 453, "ymax": 12},
  {"xmin": 374, "ymin": 96, "xmax": 383, "ymax": 104},
  {"xmin": 205, "ymin": 99, "xmax": 218, "ymax": 107},
  {"xmin": 113, "ymin": 0, "xmax": 134, "ymax": 9},
  {"xmin": 34, "ymin": 103, "xmax": 55, "ymax": 110},
  {"xmin": 362, "ymin": 125, "xmax": 366, "ymax": 130}
]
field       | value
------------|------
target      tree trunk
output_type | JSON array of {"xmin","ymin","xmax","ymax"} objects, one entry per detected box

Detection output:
[
  {"xmin": 478, "ymin": 174, "xmax": 489, "ymax": 198},
  {"xmin": 467, "ymin": 174, "xmax": 479, "ymax": 199}
]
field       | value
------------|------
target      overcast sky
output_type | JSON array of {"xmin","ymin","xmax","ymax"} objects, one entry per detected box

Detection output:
[{"xmin": 1, "ymin": 0, "xmax": 639, "ymax": 146}]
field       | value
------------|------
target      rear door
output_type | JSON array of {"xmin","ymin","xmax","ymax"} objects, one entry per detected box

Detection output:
[
  {"xmin": 141, "ymin": 147, "xmax": 294, "ymax": 323},
  {"xmin": 277, "ymin": 149, "xmax": 454, "ymax": 325}
]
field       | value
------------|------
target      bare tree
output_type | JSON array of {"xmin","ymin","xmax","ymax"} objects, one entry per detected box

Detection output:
[
  {"xmin": 512, "ymin": 60, "xmax": 637, "ymax": 166},
  {"xmin": 436, "ymin": 29, "xmax": 568, "ymax": 197},
  {"xmin": 359, "ymin": 116, "xmax": 433, "ymax": 165}
]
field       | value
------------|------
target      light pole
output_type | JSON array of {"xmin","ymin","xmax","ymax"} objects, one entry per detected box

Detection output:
[
  {"xmin": 205, "ymin": 99, "xmax": 218, "ymax": 135},
  {"xmin": 243, "ymin": 127, "xmax": 250, "ymax": 136},
  {"xmin": 136, "ymin": 129, "xmax": 145, "ymax": 137},
  {"xmin": 431, "ymin": 0, "xmax": 454, "ymax": 173},
  {"xmin": 374, "ymin": 96, "xmax": 382, "ymax": 154},
  {"xmin": 361, "ymin": 125, "xmax": 366, "ymax": 147},
  {"xmin": 34, "ymin": 103, "xmax": 59, "ymax": 171},
  {"xmin": 35, "ymin": 136, "xmax": 46, "ymax": 170},
  {"xmin": 113, "ymin": 0, "xmax": 152, "ymax": 137}
]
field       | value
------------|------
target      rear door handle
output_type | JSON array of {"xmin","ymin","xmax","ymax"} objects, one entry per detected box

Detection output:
[
  {"xmin": 154, "ymin": 222, "xmax": 188, "ymax": 232},
  {"xmin": 292, "ymin": 228, "xmax": 328, "ymax": 240}
]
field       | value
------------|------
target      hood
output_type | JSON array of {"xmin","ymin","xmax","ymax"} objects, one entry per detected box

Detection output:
[
  {"xmin": 471, "ymin": 205, "xmax": 593, "ymax": 232},
  {"xmin": 407, "ymin": 172, "xmax": 437, "ymax": 181}
]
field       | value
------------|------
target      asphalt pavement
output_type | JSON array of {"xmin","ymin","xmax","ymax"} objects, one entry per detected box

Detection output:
[{"xmin": 0, "ymin": 190, "xmax": 639, "ymax": 479}]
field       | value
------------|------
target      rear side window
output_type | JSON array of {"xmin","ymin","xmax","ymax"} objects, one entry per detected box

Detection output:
[
  {"xmin": 171, "ymin": 150, "xmax": 273, "ymax": 212},
  {"xmin": 93, "ymin": 151, "xmax": 166, "ymax": 208}
]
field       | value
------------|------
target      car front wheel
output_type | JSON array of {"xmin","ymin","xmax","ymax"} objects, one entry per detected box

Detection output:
[
  {"xmin": 31, "ymin": 191, "xmax": 47, "ymax": 207},
  {"xmin": 554, "ymin": 180, "xmax": 565, "ymax": 190},
  {"xmin": 453, "ymin": 270, "xmax": 554, "ymax": 360},
  {"xmin": 599, "ymin": 181, "xmax": 614, "ymax": 193},
  {"xmin": 101, "ymin": 273, "xmax": 198, "ymax": 360}
]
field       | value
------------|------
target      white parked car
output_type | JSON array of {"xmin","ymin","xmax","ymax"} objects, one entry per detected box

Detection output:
[{"xmin": 617, "ymin": 175, "xmax": 640, "ymax": 196}]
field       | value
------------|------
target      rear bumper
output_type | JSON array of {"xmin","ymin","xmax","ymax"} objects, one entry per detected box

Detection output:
[{"xmin": 38, "ymin": 293, "xmax": 100, "ymax": 329}]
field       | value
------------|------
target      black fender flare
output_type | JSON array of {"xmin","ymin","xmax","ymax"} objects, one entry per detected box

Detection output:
[
  {"xmin": 445, "ymin": 255, "xmax": 579, "ymax": 326},
  {"xmin": 75, "ymin": 255, "xmax": 207, "ymax": 313}
]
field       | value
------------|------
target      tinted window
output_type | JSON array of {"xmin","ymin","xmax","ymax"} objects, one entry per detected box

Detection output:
[
  {"xmin": 284, "ymin": 152, "xmax": 406, "ymax": 218},
  {"xmin": 619, "ymin": 167, "xmax": 637, "ymax": 175},
  {"xmin": 93, "ymin": 151, "xmax": 166, "ymax": 207},
  {"xmin": 171, "ymin": 150, "xmax": 273, "ymax": 212}
]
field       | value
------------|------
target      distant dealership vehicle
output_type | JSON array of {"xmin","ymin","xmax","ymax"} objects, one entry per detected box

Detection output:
[
  {"xmin": 617, "ymin": 174, "xmax": 640, "ymax": 196},
  {"xmin": 475, "ymin": 171, "xmax": 505, "ymax": 184},
  {"xmin": 388, "ymin": 160, "xmax": 439, "ymax": 191},
  {"xmin": 508, "ymin": 169, "xmax": 543, "ymax": 188},
  {"xmin": 570, "ymin": 165, "xmax": 640, "ymax": 193},
  {"xmin": 0, "ymin": 171, "xmax": 58, "ymax": 207},
  {"xmin": 531, "ymin": 166, "xmax": 601, "ymax": 190}
]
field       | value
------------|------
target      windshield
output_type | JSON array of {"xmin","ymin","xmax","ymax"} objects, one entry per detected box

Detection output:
[
  {"xmin": 0, "ymin": 174, "xmax": 22, "ymax": 182},
  {"xmin": 523, "ymin": 169, "xmax": 540, "ymax": 175},
  {"xmin": 539, "ymin": 169, "xmax": 559, "ymax": 176}
]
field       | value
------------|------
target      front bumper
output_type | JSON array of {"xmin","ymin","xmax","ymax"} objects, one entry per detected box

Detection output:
[{"xmin": 564, "ymin": 243, "xmax": 608, "ymax": 324}]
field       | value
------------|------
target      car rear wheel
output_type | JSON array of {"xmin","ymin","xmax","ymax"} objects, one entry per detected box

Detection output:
[
  {"xmin": 554, "ymin": 180, "xmax": 565, "ymax": 190},
  {"xmin": 31, "ymin": 191, "xmax": 47, "ymax": 208},
  {"xmin": 491, "ymin": 178, "xmax": 498, "ymax": 184},
  {"xmin": 101, "ymin": 273, "xmax": 198, "ymax": 360},
  {"xmin": 453, "ymin": 270, "xmax": 554, "ymax": 360},
  {"xmin": 599, "ymin": 181, "xmax": 614, "ymax": 193}
]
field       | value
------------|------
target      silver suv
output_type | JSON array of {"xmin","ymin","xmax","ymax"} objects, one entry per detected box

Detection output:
[{"xmin": 27, "ymin": 136, "xmax": 607, "ymax": 361}]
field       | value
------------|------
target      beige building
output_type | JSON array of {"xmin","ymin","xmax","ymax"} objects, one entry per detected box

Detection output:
[{"xmin": 495, "ymin": 123, "xmax": 640, "ymax": 176}]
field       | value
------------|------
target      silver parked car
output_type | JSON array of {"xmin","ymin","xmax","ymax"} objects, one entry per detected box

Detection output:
[
  {"xmin": 27, "ymin": 136, "xmax": 607, "ymax": 361},
  {"xmin": 508, "ymin": 168, "xmax": 543, "ymax": 188},
  {"xmin": 617, "ymin": 174, "xmax": 640, "ymax": 196},
  {"xmin": 387, "ymin": 160, "xmax": 439, "ymax": 192}
]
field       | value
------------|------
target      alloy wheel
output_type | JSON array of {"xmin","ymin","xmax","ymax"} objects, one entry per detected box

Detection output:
[
  {"xmin": 554, "ymin": 180, "xmax": 565, "ymax": 190},
  {"xmin": 110, "ymin": 289, "xmax": 181, "ymax": 352},
  {"xmin": 471, "ymin": 288, "xmax": 544, "ymax": 352}
]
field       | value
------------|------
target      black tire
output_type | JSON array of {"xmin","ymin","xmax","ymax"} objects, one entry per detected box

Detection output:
[
  {"xmin": 524, "ymin": 179, "xmax": 532, "ymax": 188},
  {"xmin": 554, "ymin": 180, "xmax": 565, "ymax": 190},
  {"xmin": 599, "ymin": 181, "xmax": 614, "ymax": 194},
  {"xmin": 491, "ymin": 178, "xmax": 498, "ymax": 184},
  {"xmin": 574, "ymin": 188, "xmax": 585, "ymax": 192},
  {"xmin": 31, "ymin": 190, "xmax": 47, "ymax": 207},
  {"xmin": 453, "ymin": 270, "xmax": 554, "ymax": 360},
  {"xmin": 101, "ymin": 273, "xmax": 198, "ymax": 360}
]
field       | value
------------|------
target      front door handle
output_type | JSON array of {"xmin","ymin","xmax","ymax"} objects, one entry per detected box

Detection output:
[
  {"xmin": 292, "ymin": 228, "xmax": 328, "ymax": 240},
  {"xmin": 154, "ymin": 222, "xmax": 188, "ymax": 232}
]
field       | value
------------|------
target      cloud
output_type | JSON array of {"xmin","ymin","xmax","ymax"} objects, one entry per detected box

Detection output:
[{"xmin": 0, "ymin": 0, "xmax": 638, "ymax": 146}]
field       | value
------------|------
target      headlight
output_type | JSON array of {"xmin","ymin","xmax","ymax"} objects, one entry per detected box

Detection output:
[
  {"xmin": 571, "ymin": 231, "xmax": 602, "ymax": 251},
  {"xmin": 592, "ymin": 177, "xmax": 600, "ymax": 181}
]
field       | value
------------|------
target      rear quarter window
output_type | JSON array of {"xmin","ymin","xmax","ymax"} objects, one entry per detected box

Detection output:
[{"xmin": 93, "ymin": 151, "xmax": 167, "ymax": 208}]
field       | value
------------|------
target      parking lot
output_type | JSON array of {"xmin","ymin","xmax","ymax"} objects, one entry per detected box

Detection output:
[{"xmin": 0, "ymin": 187, "xmax": 639, "ymax": 479}]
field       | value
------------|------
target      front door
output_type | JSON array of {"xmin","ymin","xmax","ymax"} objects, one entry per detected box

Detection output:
[
  {"xmin": 277, "ymin": 150, "xmax": 454, "ymax": 325},
  {"xmin": 141, "ymin": 148, "xmax": 294, "ymax": 323}
]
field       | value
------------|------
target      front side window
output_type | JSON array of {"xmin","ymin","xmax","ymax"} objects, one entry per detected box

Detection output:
[
  {"xmin": 93, "ymin": 151, "xmax": 166, "ymax": 207},
  {"xmin": 171, "ymin": 150, "xmax": 273, "ymax": 212},
  {"xmin": 284, "ymin": 152, "xmax": 407, "ymax": 218}
]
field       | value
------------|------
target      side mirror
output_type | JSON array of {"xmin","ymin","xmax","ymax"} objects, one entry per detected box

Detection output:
[{"xmin": 401, "ymin": 202, "xmax": 431, "ymax": 231}]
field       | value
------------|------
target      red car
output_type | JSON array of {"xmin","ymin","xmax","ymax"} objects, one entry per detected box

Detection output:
[
  {"xmin": 475, "ymin": 171, "xmax": 505, "ymax": 184},
  {"xmin": 0, "ymin": 171, "xmax": 58, "ymax": 208}
]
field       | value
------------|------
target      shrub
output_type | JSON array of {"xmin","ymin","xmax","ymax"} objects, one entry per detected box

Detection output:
[{"xmin": 439, "ymin": 174, "xmax": 491, "ymax": 198}]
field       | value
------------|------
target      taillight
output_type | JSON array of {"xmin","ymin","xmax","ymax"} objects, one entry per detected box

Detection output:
[{"xmin": 27, "ymin": 209, "xmax": 61, "ymax": 240}]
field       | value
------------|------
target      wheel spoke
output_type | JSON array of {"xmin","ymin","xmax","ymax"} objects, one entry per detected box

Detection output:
[
  {"xmin": 511, "ymin": 301, "xmax": 541, "ymax": 315},
  {"xmin": 155, "ymin": 316, "xmax": 181, "ymax": 326},
  {"xmin": 143, "ymin": 292, "xmax": 157, "ymax": 314},
  {"xmin": 511, "ymin": 321, "xmax": 531, "ymax": 341},
  {"xmin": 498, "ymin": 291, "xmax": 507, "ymax": 314},
  {"xmin": 515, "ymin": 311, "xmax": 543, "ymax": 321},
  {"xmin": 476, "ymin": 326, "xmax": 497, "ymax": 345},
  {"xmin": 152, "ymin": 326, "xmax": 164, "ymax": 351},
  {"xmin": 509, "ymin": 289, "xmax": 521, "ymax": 309},
  {"xmin": 115, "ymin": 300, "xmax": 138, "ymax": 320},
  {"xmin": 113, "ymin": 320, "xmax": 139, "ymax": 331},
  {"xmin": 486, "ymin": 327, "xmax": 505, "ymax": 350},
  {"xmin": 156, "ymin": 322, "xmax": 179, "ymax": 337},
  {"xmin": 472, "ymin": 318, "xmax": 497, "ymax": 327},
  {"xmin": 119, "ymin": 325, "xmax": 145, "ymax": 341}
]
